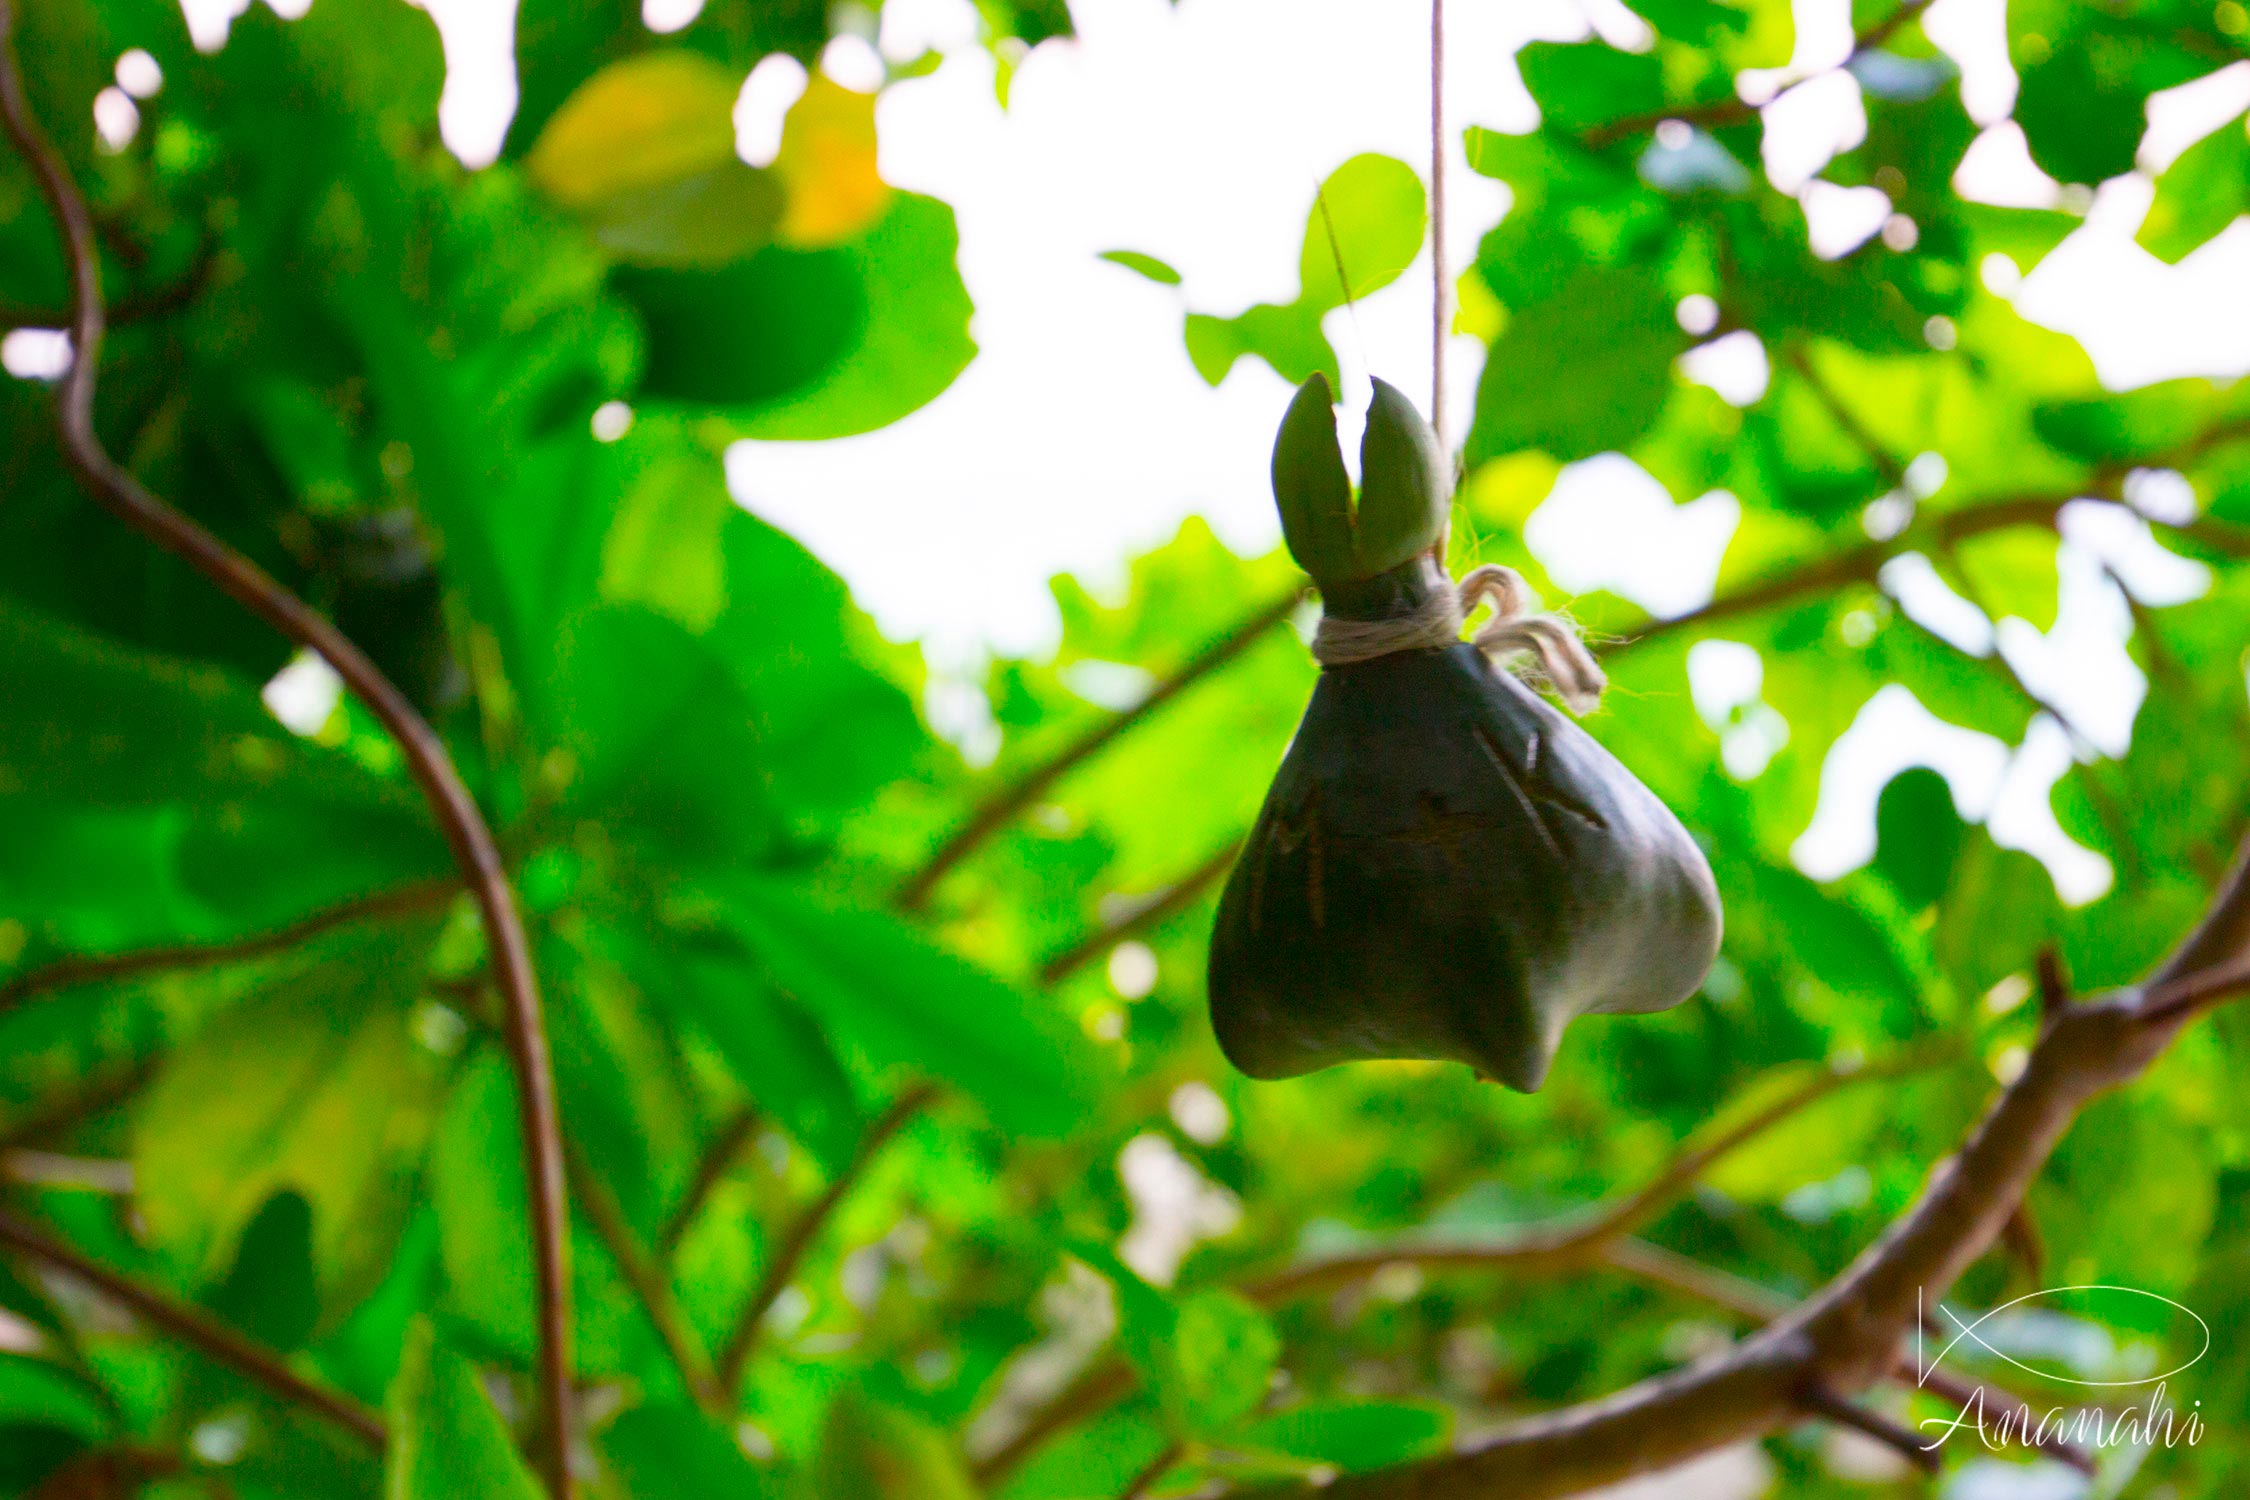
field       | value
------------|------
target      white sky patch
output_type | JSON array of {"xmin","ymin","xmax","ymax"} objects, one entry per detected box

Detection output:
[
  {"xmin": 415, "ymin": 0, "xmax": 517, "ymax": 168},
  {"xmin": 1, "ymin": 329, "xmax": 72, "ymax": 381},
  {"xmin": 736, "ymin": 53, "xmax": 810, "ymax": 167},
  {"xmin": 262, "ymin": 650, "xmax": 344, "ymax": 736},
  {"xmin": 1762, "ymin": 70, "xmax": 1866, "ymax": 194},
  {"xmin": 1880, "ymin": 552, "xmax": 1996, "ymax": 656},
  {"xmin": 1792, "ymin": 685, "xmax": 2011, "ymax": 876},
  {"xmin": 1116, "ymin": 1132, "xmax": 1240, "ymax": 1286},
  {"xmin": 1525, "ymin": 456, "xmax": 1739, "ymax": 620},
  {"xmin": 1802, "ymin": 180, "xmax": 1892, "ymax": 259},
  {"xmin": 641, "ymin": 0, "xmax": 704, "ymax": 37},
  {"xmin": 1679, "ymin": 330, "xmax": 1770, "ymax": 406}
]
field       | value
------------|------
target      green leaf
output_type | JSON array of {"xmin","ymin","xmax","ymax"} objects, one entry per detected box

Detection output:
[
  {"xmin": 1873, "ymin": 766, "xmax": 1966, "ymax": 909},
  {"xmin": 1516, "ymin": 41, "xmax": 1666, "ymax": 134},
  {"xmin": 1099, "ymin": 249, "xmax": 1181, "ymax": 285},
  {"xmin": 623, "ymin": 193, "xmax": 976, "ymax": 437},
  {"xmin": 1237, "ymin": 1400, "xmax": 1453, "ymax": 1471},
  {"xmin": 1299, "ymin": 153, "xmax": 1427, "ymax": 308},
  {"xmin": 527, "ymin": 51, "xmax": 779, "ymax": 267},
  {"xmin": 601, "ymin": 1403, "xmax": 771, "ymax": 1499},
  {"xmin": 132, "ymin": 932, "xmax": 449, "ymax": 1310},
  {"xmin": 704, "ymin": 875, "xmax": 1091, "ymax": 1133},
  {"xmin": 386, "ymin": 1320, "xmax": 545, "ymax": 1500},
  {"xmin": 815, "ymin": 1389, "xmax": 977, "ymax": 1500},
  {"xmin": 1468, "ymin": 266, "xmax": 1681, "ymax": 462},
  {"xmin": 1951, "ymin": 525, "xmax": 2060, "ymax": 631},
  {"xmin": 2138, "ymin": 114, "xmax": 2250, "ymax": 263},
  {"xmin": 1074, "ymin": 1245, "xmax": 1280, "ymax": 1436}
]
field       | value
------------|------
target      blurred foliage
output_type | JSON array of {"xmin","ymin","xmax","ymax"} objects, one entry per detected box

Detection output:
[{"xmin": 2, "ymin": 0, "xmax": 2249, "ymax": 1498}]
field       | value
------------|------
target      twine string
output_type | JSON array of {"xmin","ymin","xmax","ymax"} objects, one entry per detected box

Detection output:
[{"xmin": 1309, "ymin": 564, "xmax": 1607, "ymax": 715}]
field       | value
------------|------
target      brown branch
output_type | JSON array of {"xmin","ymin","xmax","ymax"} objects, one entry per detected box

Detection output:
[
  {"xmin": 1800, "ymin": 1384, "xmax": 1942, "ymax": 1474},
  {"xmin": 1581, "ymin": 0, "xmax": 1936, "ymax": 150},
  {"xmin": 1783, "ymin": 343, "xmax": 1908, "ymax": 489},
  {"xmin": 0, "ymin": 877, "xmax": 458, "ymax": 1016},
  {"xmin": 973, "ymin": 1358, "xmax": 1140, "ymax": 1486},
  {"xmin": 659, "ymin": 1106, "xmax": 762, "ymax": 1255},
  {"xmin": 1118, "ymin": 1440, "xmax": 1186, "ymax": 1499},
  {"xmin": 0, "ymin": 233, "xmax": 215, "ymax": 332},
  {"xmin": 1247, "ymin": 1050, "xmax": 1936, "ymax": 1303},
  {"xmin": 0, "ymin": 1059, "xmax": 158, "ymax": 1151},
  {"xmin": 896, "ymin": 588, "xmax": 1305, "ymax": 909},
  {"xmin": 560, "ymin": 1138, "xmax": 726, "ymax": 1418},
  {"xmin": 1040, "ymin": 839, "xmax": 1244, "ymax": 985},
  {"xmin": 0, "ymin": 1208, "xmax": 386, "ymax": 1449},
  {"xmin": 0, "ymin": 19, "xmax": 576, "ymax": 1494},
  {"xmin": 716, "ymin": 1081, "xmax": 939, "ymax": 1395},
  {"xmin": 1218, "ymin": 832, "xmax": 2250, "ymax": 1499},
  {"xmin": 977, "ymin": 1053, "xmax": 1928, "ymax": 1487}
]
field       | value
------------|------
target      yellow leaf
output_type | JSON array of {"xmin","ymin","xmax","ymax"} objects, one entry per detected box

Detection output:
[
  {"xmin": 773, "ymin": 76, "xmax": 889, "ymax": 246},
  {"xmin": 527, "ymin": 51, "xmax": 743, "ymax": 210}
]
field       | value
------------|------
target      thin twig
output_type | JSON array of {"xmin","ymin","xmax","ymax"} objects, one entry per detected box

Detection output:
[
  {"xmin": 1581, "ymin": 0, "xmax": 1937, "ymax": 150},
  {"xmin": 1247, "ymin": 1049, "xmax": 1936, "ymax": 1302},
  {"xmin": 979, "ymin": 1053, "xmax": 1928, "ymax": 1487},
  {"xmin": 0, "ymin": 234, "xmax": 215, "ymax": 331},
  {"xmin": 659, "ymin": 1106, "xmax": 762, "ymax": 1255},
  {"xmin": 1040, "ymin": 840, "xmax": 1243, "ymax": 984},
  {"xmin": 0, "ymin": 18, "xmax": 575, "ymax": 1492},
  {"xmin": 1429, "ymin": 0, "xmax": 1447, "ymax": 450},
  {"xmin": 0, "ymin": 877, "xmax": 458, "ymax": 1015},
  {"xmin": 1783, "ymin": 344, "xmax": 1908, "ymax": 489},
  {"xmin": 2034, "ymin": 947, "xmax": 2072, "ymax": 1020},
  {"xmin": 896, "ymin": 589, "xmax": 1305, "ymax": 909},
  {"xmin": 0, "ymin": 1209, "xmax": 386, "ymax": 1449},
  {"xmin": 1800, "ymin": 1384, "xmax": 1943, "ymax": 1474},
  {"xmin": 0, "ymin": 1060, "xmax": 158, "ymax": 1151},
  {"xmin": 560, "ymin": 1138, "xmax": 726, "ymax": 1418},
  {"xmin": 716, "ymin": 1082, "xmax": 940, "ymax": 1394},
  {"xmin": 1118, "ymin": 1440, "xmax": 1186, "ymax": 1499}
]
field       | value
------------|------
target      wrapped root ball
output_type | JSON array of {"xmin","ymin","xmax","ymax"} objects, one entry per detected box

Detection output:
[{"xmin": 1206, "ymin": 376, "xmax": 1722, "ymax": 1092}]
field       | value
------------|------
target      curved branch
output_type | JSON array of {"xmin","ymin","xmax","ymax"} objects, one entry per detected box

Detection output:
[
  {"xmin": 897, "ymin": 588, "xmax": 1305, "ymax": 909},
  {"xmin": 0, "ymin": 233, "xmax": 215, "ymax": 331},
  {"xmin": 659, "ymin": 1105, "xmax": 763, "ymax": 1255},
  {"xmin": 561, "ymin": 1138, "xmax": 726, "ymax": 1418},
  {"xmin": 0, "ymin": 876, "xmax": 458, "ymax": 1016},
  {"xmin": 974, "ymin": 1050, "xmax": 1931, "ymax": 1486},
  {"xmin": 1580, "ymin": 0, "xmax": 1936, "ymax": 150},
  {"xmin": 1222, "ymin": 832, "xmax": 2250, "ymax": 1499},
  {"xmin": 1040, "ymin": 839, "xmax": 1244, "ymax": 984},
  {"xmin": 0, "ymin": 1209, "xmax": 386, "ymax": 1449},
  {"xmin": 716, "ymin": 1081, "xmax": 939, "ymax": 1395},
  {"xmin": 1246, "ymin": 1049, "xmax": 1938, "ymax": 1303},
  {"xmin": 0, "ymin": 19, "xmax": 576, "ymax": 1495}
]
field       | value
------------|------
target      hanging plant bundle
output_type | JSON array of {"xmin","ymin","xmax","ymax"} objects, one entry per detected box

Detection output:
[{"xmin": 1206, "ymin": 375, "xmax": 1722, "ymax": 1092}]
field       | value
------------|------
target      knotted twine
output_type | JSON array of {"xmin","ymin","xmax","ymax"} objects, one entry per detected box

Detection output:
[{"xmin": 1310, "ymin": 564, "xmax": 1606, "ymax": 715}]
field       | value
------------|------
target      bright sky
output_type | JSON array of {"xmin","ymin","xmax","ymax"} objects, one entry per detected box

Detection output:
[{"xmin": 22, "ymin": 0, "xmax": 2250, "ymax": 902}]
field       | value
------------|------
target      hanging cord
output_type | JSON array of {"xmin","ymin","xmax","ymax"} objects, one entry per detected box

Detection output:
[
  {"xmin": 1430, "ymin": 0, "xmax": 1448, "ymax": 449},
  {"xmin": 1310, "ymin": 565, "xmax": 1608, "ymax": 714}
]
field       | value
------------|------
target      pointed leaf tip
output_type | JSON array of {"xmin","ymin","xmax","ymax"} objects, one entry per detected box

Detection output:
[
  {"xmin": 1356, "ymin": 378, "xmax": 1451, "ymax": 578},
  {"xmin": 1272, "ymin": 374, "xmax": 1355, "ymax": 582}
]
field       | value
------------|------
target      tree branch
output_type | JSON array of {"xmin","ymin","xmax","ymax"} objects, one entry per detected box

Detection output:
[
  {"xmin": 1783, "ymin": 343, "xmax": 1908, "ymax": 489},
  {"xmin": 0, "ymin": 18, "xmax": 576, "ymax": 1493},
  {"xmin": 1219, "ymin": 831, "xmax": 2250, "ymax": 1499},
  {"xmin": 0, "ymin": 232, "xmax": 215, "ymax": 332},
  {"xmin": 897, "ymin": 588, "xmax": 1305, "ymax": 909},
  {"xmin": 560, "ymin": 1138, "xmax": 726, "ymax": 1418},
  {"xmin": 975, "ymin": 1051, "xmax": 1931, "ymax": 1486},
  {"xmin": 1247, "ymin": 1050, "xmax": 1937, "ymax": 1302},
  {"xmin": 716, "ymin": 1081, "xmax": 939, "ymax": 1395},
  {"xmin": 1580, "ymin": 0, "xmax": 1937, "ymax": 150},
  {"xmin": 1040, "ymin": 839, "xmax": 1244, "ymax": 984},
  {"xmin": 0, "ymin": 877, "xmax": 459, "ymax": 1016},
  {"xmin": 659, "ymin": 1105, "xmax": 763, "ymax": 1255},
  {"xmin": 1800, "ymin": 1384, "xmax": 1941, "ymax": 1474},
  {"xmin": 0, "ymin": 1209, "xmax": 386, "ymax": 1450}
]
